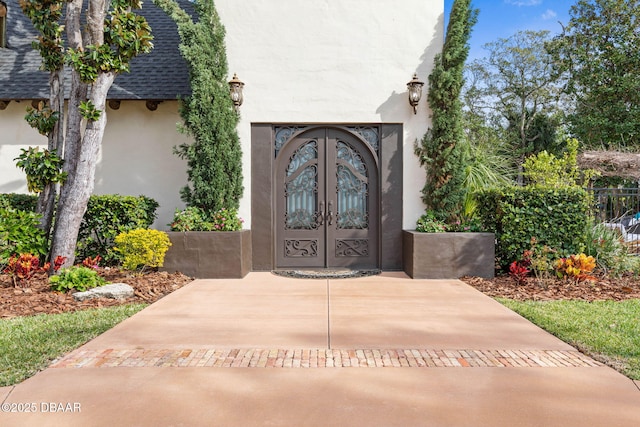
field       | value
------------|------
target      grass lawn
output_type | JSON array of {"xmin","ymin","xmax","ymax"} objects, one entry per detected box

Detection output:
[
  {"xmin": 499, "ymin": 298, "xmax": 640, "ymax": 380},
  {"xmin": 0, "ymin": 304, "xmax": 146, "ymax": 387}
]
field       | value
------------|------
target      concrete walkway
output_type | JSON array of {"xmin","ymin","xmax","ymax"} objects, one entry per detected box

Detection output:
[{"xmin": 1, "ymin": 272, "xmax": 639, "ymax": 426}]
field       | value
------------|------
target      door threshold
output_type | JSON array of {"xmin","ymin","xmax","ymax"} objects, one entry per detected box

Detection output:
[{"xmin": 271, "ymin": 269, "xmax": 381, "ymax": 279}]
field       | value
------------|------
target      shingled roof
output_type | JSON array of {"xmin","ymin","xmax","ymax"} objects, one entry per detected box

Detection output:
[{"xmin": 0, "ymin": 0, "xmax": 192, "ymax": 101}]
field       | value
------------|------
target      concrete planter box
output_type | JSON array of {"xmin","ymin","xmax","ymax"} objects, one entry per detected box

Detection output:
[
  {"xmin": 162, "ymin": 230, "xmax": 252, "ymax": 278},
  {"xmin": 403, "ymin": 230, "xmax": 495, "ymax": 279}
]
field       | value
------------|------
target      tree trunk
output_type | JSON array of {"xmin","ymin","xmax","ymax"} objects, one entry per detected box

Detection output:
[
  {"xmin": 87, "ymin": 0, "xmax": 107, "ymax": 45},
  {"xmin": 36, "ymin": 68, "xmax": 65, "ymax": 251},
  {"xmin": 517, "ymin": 97, "xmax": 527, "ymax": 186},
  {"xmin": 50, "ymin": 0, "xmax": 111, "ymax": 267},
  {"xmin": 62, "ymin": 0, "xmax": 87, "ymax": 181},
  {"xmin": 50, "ymin": 73, "xmax": 115, "ymax": 267}
]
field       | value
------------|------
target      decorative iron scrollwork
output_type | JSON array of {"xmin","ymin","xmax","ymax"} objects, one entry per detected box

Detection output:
[
  {"xmin": 347, "ymin": 126, "xmax": 379, "ymax": 152},
  {"xmin": 285, "ymin": 209, "xmax": 319, "ymax": 230},
  {"xmin": 336, "ymin": 239, "xmax": 369, "ymax": 257},
  {"xmin": 336, "ymin": 141, "xmax": 369, "ymax": 230},
  {"xmin": 285, "ymin": 141, "xmax": 319, "ymax": 230},
  {"xmin": 287, "ymin": 141, "xmax": 318, "ymax": 176},
  {"xmin": 275, "ymin": 126, "xmax": 308, "ymax": 157},
  {"xmin": 337, "ymin": 209, "xmax": 369, "ymax": 230},
  {"xmin": 337, "ymin": 141, "xmax": 367, "ymax": 174},
  {"xmin": 285, "ymin": 239, "xmax": 318, "ymax": 257}
]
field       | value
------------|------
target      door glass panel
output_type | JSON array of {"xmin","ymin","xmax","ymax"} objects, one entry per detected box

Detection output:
[
  {"xmin": 336, "ymin": 141, "xmax": 368, "ymax": 230},
  {"xmin": 285, "ymin": 141, "xmax": 319, "ymax": 230}
]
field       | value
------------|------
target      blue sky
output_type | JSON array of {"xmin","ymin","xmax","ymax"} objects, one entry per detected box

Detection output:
[{"xmin": 444, "ymin": 0, "xmax": 575, "ymax": 60}]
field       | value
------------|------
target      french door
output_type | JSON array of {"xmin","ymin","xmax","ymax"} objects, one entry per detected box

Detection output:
[{"xmin": 276, "ymin": 128, "xmax": 379, "ymax": 269}]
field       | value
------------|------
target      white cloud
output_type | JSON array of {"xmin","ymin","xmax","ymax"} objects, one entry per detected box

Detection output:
[
  {"xmin": 542, "ymin": 9, "xmax": 557, "ymax": 20},
  {"xmin": 504, "ymin": 0, "xmax": 543, "ymax": 6}
]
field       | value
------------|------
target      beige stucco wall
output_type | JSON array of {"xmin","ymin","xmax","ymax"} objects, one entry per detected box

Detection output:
[
  {"xmin": 217, "ymin": 0, "xmax": 443, "ymax": 229},
  {"xmin": 0, "ymin": 100, "xmax": 188, "ymax": 228},
  {"xmin": 0, "ymin": 0, "xmax": 443, "ymax": 231},
  {"xmin": 96, "ymin": 101, "xmax": 188, "ymax": 228},
  {"xmin": 0, "ymin": 101, "xmax": 48, "ymax": 194}
]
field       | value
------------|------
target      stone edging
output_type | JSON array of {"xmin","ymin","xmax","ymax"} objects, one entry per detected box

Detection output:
[{"xmin": 51, "ymin": 348, "xmax": 602, "ymax": 369}]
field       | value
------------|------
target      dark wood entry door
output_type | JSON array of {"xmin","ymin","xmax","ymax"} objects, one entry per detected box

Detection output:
[{"xmin": 276, "ymin": 128, "xmax": 379, "ymax": 269}]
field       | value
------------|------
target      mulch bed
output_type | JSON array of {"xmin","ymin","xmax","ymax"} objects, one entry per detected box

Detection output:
[
  {"xmin": 462, "ymin": 273, "xmax": 640, "ymax": 302},
  {"xmin": 0, "ymin": 268, "xmax": 193, "ymax": 319},
  {"xmin": 2, "ymin": 268, "xmax": 640, "ymax": 319}
]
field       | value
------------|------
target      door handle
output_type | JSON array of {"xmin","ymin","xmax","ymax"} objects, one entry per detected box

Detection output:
[
  {"xmin": 316, "ymin": 201, "xmax": 325, "ymax": 226},
  {"xmin": 327, "ymin": 201, "xmax": 334, "ymax": 225}
]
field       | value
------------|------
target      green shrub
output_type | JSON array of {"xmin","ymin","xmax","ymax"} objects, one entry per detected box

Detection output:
[
  {"xmin": 0, "ymin": 194, "xmax": 38, "ymax": 212},
  {"xmin": 476, "ymin": 187, "xmax": 589, "ymax": 269},
  {"xmin": 50, "ymin": 266, "xmax": 106, "ymax": 292},
  {"xmin": 413, "ymin": 0, "xmax": 476, "ymax": 225},
  {"xmin": 415, "ymin": 211, "xmax": 447, "ymax": 233},
  {"xmin": 523, "ymin": 138, "xmax": 597, "ymax": 188},
  {"xmin": 0, "ymin": 193, "xmax": 159, "ymax": 265},
  {"xmin": 0, "ymin": 209, "xmax": 46, "ymax": 265},
  {"xmin": 448, "ymin": 216, "xmax": 485, "ymax": 232},
  {"xmin": 169, "ymin": 206, "xmax": 212, "ymax": 231},
  {"xmin": 156, "ymin": 0, "xmax": 243, "ymax": 213},
  {"xmin": 170, "ymin": 207, "xmax": 243, "ymax": 231},
  {"xmin": 76, "ymin": 195, "xmax": 159, "ymax": 264},
  {"xmin": 114, "ymin": 229, "xmax": 171, "ymax": 271},
  {"xmin": 584, "ymin": 220, "xmax": 638, "ymax": 276},
  {"xmin": 208, "ymin": 208, "xmax": 243, "ymax": 231},
  {"xmin": 527, "ymin": 238, "xmax": 558, "ymax": 285},
  {"xmin": 415, "ymin": 210, "xmax": 485, "ymax": 233}
]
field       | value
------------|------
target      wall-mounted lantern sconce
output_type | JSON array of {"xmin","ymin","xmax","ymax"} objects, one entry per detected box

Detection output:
[
  {"xmin": 228, "ymin": 73, "xmax": 244, "ymax": 112},
  {"xmin": 407, "ymin": 73, "xmax": 424, "ymax": 114}
]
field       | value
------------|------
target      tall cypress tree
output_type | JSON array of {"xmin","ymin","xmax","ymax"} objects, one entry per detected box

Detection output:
[
  {"xmin": 155, "ymin": 0, "xmax": 243, "ymax": 213},
  {"xmin": 415, "ymin": 0, "xmax": 477, "ymax": 223}
]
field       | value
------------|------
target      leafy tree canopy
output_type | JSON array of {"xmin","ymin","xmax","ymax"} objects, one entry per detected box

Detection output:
[
  {"xmin": 464, "ymin": 30, "xmax": 566, "ymax": 182},
  {"xmin": 19, "ymin": 0, "xmax": 153, "ymax": 267},
  {"xmin": 547, "ymin": 0, "xmax": 640, "ymax": 149}
]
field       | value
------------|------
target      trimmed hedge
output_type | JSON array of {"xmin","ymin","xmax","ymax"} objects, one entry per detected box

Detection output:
[
  {"xmin": 0, "ymin": 193, "xmax": 158, "ymax": 264},
  {"xmin": 77, "ymin": 195, "xmax": 159, "ymax": 263},
  {"xmin": 476, "ymin": 187, "xmax": 589, "ymax": 269},
  {"xmin": 0, "ymin": 194, "xmax": 38, "ymax": 212}
]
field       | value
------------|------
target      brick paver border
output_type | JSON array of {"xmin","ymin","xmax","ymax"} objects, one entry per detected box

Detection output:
[{"xmin": 51, "ymin": 348, "xmax": 603, "ymax": 369}]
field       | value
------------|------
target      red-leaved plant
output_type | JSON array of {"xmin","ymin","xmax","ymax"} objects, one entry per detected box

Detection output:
[
  {"xmin": 42, "ymin": 255, "xmax": 67, "ymax": 274},
  {"xmin": 4, "ymin": 254, "xmax": 41, "ymax": 287},
  {"xmin": 509, "ymin": 250, "xmax": 532, "ymax": 285},
  {"xmin": 4, "ymin": 254, "xmax": 66, "ymax": 287},
  {"xmin": 82, "ymin": 255, "xmax": 102, "ymax": 270}
]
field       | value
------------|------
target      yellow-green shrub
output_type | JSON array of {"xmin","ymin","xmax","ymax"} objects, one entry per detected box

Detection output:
[{"xmin": 114, "ymin": 229, "xmax": 171, "ymax": 271}]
